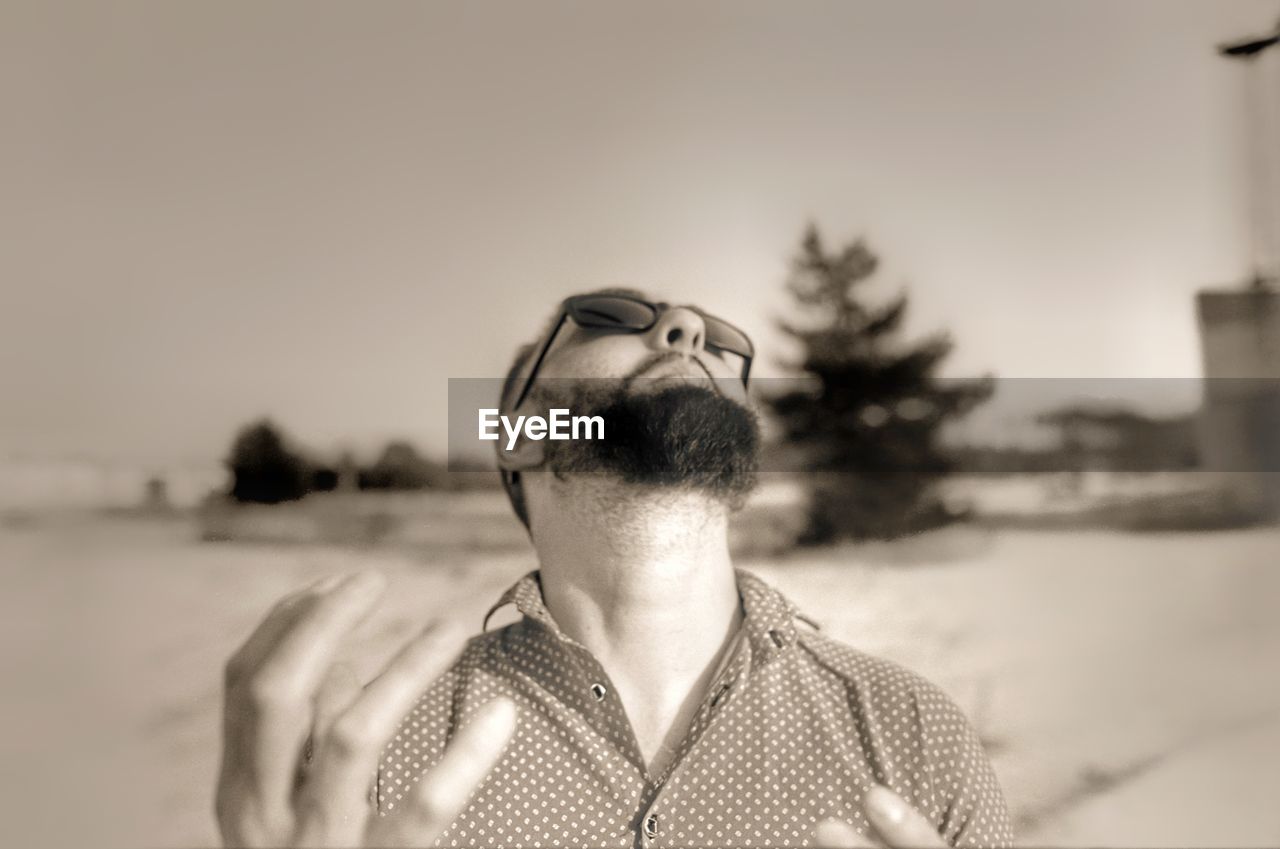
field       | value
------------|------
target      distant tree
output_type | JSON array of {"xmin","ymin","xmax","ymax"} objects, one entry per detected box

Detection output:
[
  {"xmin": 309, "ymin": 464, "xmax": 339, "ymax": 493},
  {"xmin": 142, "ymin": 475, "xmax": 172, "ymax": 512},
  {"xmin": 360, "ymin": 440, "xmax": 445, "ymax": 490},
  {"xmin": 335, "ymin": 451, "xmax": 360, "ymax": 492},
  {"xmin": 768, "ymin": 225, "xmax": 993, "ymax": 542},
  {"xmin": 225, "ymin": 419, "xmax": 311, "ymax": 504},
  {"xmin": 1036, "ymin": 403, "xmax": 1198, "ymax": 472}
]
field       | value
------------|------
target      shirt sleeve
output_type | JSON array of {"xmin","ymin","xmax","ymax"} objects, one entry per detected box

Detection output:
[{"xmin": 915, "ymin": 680, "xmax": 1014, "ymax": 848}]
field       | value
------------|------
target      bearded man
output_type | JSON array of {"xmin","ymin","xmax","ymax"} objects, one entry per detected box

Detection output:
[{"xmin": 216, "ymin": 289, "xmax": 1012, "ymax": 849}]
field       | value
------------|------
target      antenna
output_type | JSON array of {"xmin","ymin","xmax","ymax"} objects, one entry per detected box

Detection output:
[{"xmin": 1218, "ymin": 17, "xmax": 1280, "ymax": 289}]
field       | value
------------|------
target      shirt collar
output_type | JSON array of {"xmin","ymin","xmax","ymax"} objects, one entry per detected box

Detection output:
[
  {"xmin": 483, "ymin": 567, "xmax": 805, "ymax": 664},
  {"xmin": 483, "ymin": 570, "xmax": 558, "ymax": 633}
]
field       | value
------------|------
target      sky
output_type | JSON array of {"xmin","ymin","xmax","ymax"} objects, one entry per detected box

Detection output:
[{"xmin": 2, "ymin": 0, "xmax": 1277, "ymax": 465}]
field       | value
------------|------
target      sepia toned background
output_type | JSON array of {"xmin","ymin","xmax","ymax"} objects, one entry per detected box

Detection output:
[{"xmin": 2, "ymin": 2, "xmax": 1279, "ymax": 847}]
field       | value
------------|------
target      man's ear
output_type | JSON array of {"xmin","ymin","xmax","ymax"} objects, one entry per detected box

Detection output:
[{"xmin": 494, "ymin": 427, "xmax": 547, "ymax": 472}]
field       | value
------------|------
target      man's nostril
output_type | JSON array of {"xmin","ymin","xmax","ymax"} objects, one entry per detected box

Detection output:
[{"xmin": 666, "ymin": 327, "xmax": 683, "ymax": 345}]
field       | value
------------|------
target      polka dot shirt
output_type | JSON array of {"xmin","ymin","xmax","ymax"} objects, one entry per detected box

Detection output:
[{"xmin": 377, "ymin": 570, "xmax": 1013, "ymax": 848}]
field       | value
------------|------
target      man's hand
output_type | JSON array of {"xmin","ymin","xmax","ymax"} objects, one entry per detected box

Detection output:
[
  {"xmin": 812, "ymin": 786, "xmax": 948, "ymax": 848},
  {"xmin": 215, "ymin": 571, "xmax": 516, "ymax": 848}
]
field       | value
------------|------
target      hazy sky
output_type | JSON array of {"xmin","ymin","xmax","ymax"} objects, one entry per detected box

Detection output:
[{"xmin": 2, "ymin": 1, "xmax": 1276, "ymax": 464}]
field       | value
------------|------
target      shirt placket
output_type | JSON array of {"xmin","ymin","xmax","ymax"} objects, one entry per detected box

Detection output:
[
  {"xmin": 640, "ymin": 585, "xmax": 806, "ymax": 847},
  {"xmin": 558, "ymin": 638, "xmax": 650, "ymax": 774},
  {"xmin": 628, "ymin": 633, "xmax": 755, "ymax": 848},
  {"xmin": 542, "ymin": 635, "xmax": 676, "ymax": 849}
]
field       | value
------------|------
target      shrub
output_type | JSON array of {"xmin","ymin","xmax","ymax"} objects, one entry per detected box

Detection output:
[{"xmin": 225, "ymin": 419, "xmax": 311, "ymax": 504}]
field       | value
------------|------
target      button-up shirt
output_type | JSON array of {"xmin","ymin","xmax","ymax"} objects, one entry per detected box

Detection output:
[{"xmin": 377, "ymin": 570, "xmax": 1013, "ymax": 848}]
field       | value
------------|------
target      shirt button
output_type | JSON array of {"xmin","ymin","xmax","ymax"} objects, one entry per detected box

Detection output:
[
  {"xmin": 643, "ymin": 813, "xmax": 659, "ymax": 839},
  {"xmin": 590, "ymin": 682, "xmax": 607, "ymax": 701}
]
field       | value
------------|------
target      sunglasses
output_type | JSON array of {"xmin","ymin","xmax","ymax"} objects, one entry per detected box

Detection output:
[{"xmin": 510, "ymin": 294, "xmax": 755, "ymax": 411}]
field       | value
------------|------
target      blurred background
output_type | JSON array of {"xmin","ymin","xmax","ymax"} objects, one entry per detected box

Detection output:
[{"xmin": 2, "ymin": 1, "xmax": 1279, "ymax": 846}]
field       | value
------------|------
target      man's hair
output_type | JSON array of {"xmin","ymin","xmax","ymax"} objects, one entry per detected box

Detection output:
[{"xmin": 499, "ymin": 287, "xmax": 652, "ymax": 528}]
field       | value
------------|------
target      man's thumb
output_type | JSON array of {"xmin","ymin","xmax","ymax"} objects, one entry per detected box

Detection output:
[{"xmin": 813, "ymin": 817, "xmax": 873, "ymax": 848}]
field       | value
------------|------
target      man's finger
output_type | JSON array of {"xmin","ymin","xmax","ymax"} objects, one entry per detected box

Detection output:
[
  {"xmin": 863, "ymin": 786, "xmax": 948, "ymax": 848},
  {"xmin": 252, "ymin": 571, "xmax": 388, "ymax": 704},
  {"xmin": 297, "ymin": 622, "xmax": 465, "ymax": 845},
  {"xmin": 223, "ymin": 572, "xmax": 387, "ymax": 838},
  {"xmin": 313, "ymin": 661, "xmax": 362, "ymax": 740},
  {"xmin": 368, "ymin": 698, "xmax": 517, "ymax": 845},
  {"xmin": 295, "ymin": 661, "xmax": 362, "ymax": 795},
  {"xmin": 334, "ymin": 621, "xmax": 468, "ymax": 754},
  {"xmin": 224, "ymin": 574, "xmax": 341, "ymax": 689},
  {"xmin": 218, "ymin": 574, "xmax": 345, "ymax": 843},
  {"xmin": 813, "ymin": 817, "xmax": 878, "ymax": 848}
]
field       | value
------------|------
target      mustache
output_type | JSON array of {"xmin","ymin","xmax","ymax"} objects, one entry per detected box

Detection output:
[
  {"xmin": 621, "ymin": 352, "xmax": 717, "ymax": 389},
  {"xmin": 523, "ymin": 354, "xmax": 726, "ymax": 413}
]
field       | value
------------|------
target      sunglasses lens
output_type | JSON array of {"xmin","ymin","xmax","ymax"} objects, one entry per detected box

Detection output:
[
  {"xmin": 569, "ymin": 296, "xmax": 657, "ymax": 329},
  {"xmin": 703, "ymin": 316, "xmax": 753, "ymax": 357}
]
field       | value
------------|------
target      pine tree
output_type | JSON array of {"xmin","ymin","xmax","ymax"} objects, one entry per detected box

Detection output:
[{"xmin": 768, "ymin": 225, "xmax": 992, "ymax": 542}]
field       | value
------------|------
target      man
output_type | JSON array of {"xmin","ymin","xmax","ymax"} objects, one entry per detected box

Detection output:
[{"xmin": 216, "ymin": 289, "xmax": 1013, "ymax": 848}]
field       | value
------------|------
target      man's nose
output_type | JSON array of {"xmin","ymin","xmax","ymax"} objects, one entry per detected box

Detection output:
[{"xmin": 648, "ymin": 307, "xmax": 706, "ymax": 355}]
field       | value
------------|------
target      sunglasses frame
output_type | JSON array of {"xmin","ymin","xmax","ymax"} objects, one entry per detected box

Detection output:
[{"xmin": 509, "ymin": 294, "xmax": 755, "ymax": 412}]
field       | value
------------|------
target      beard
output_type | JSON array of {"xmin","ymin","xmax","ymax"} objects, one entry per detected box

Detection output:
[{"xmin": 530, "ymin": 380, "xmax": 760, "ymax": 509}]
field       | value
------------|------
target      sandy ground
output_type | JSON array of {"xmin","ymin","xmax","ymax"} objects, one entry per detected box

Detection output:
[{"xmin": 2, "ymin": 509, "xmax": 1278, "ymax": 847}]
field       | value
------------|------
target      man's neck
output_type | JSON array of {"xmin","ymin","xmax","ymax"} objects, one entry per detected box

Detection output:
[{"xmin": 527, "ymin": 478, "xmax": 743, "ymax": 772}]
